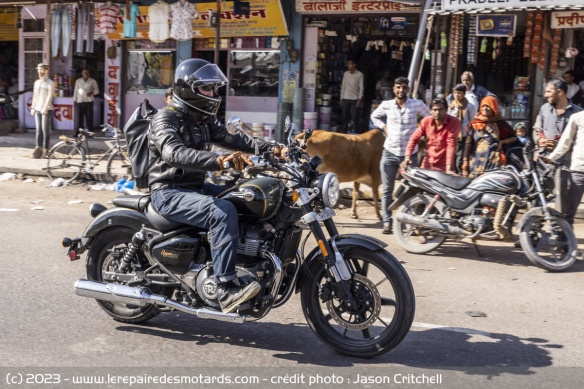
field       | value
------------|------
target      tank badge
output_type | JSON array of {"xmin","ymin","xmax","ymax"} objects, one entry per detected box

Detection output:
[{"xmin": 160, "ymin": 249, "xmax": 179, "ymax": 259}]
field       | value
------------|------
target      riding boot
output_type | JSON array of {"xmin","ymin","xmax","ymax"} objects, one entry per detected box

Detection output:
[{"xmin": 216, "ymin": 281, "xmax": 261, "ymax": 313}]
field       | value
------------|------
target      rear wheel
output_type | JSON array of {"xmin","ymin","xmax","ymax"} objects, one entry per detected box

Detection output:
[
  {"xmin": 394, "ymin": 194, "xmax": 447, "ymax": 254},
  {"xmin": 106, "ymin": 149, "xmax": 133, "ymax": 184},
  {"xmin": 520, "ymin": 214, "xmax": 577, "ymax": 272},
  {"xmin": 300, "ymin": 247, "xmax": 415, "ymax": 358},
  {"xmin": 46, "ymin": 141, "xmax": 85, "ymax": 182},
  {"xmin": 87, "ymin": 227, "xmax": 161, "ymax": 323}
]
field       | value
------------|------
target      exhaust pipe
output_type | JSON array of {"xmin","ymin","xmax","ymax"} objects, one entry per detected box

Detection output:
[
  {"xmin": 74, "ymin": 279, "xmax": 245, "ymax": 323},
  {"xmin": 395, "ymin": 212, "xmax": 471, "ymax": 236}
]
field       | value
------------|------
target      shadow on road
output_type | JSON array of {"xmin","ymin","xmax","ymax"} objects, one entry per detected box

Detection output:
[{"xmin": 116, "ymin": 316, "xmax": 559, "ymax": 376}]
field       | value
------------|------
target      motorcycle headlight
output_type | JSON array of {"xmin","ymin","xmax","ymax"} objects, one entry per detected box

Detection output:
[{"xmin": 319, "ymin": 173, "xmax": 340, "ymax": 208}]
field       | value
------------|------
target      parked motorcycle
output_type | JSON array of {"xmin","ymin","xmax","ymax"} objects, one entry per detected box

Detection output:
[
  {"xmin": 390, "ymin": 147, "xmax": 577, "ymax": 272},
  {"xmin": 62, "ymin": 117, "xmax": 415, "ymax": 358}
]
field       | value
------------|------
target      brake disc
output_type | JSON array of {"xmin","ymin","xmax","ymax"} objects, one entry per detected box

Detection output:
[{"xmin": 326, "ymin": 274, "xmax": 382, "ymax": 330}]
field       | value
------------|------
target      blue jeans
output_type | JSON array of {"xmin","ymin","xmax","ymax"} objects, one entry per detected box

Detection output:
[
  {"xmin": 34, "ymin": 111, "xmax": 53, "ymax": 149},
  {"xmin": 76, "ymin": 3, "xmax": 94, "ymax": 53},
  {"xmin": 380, "ymin": 149, "xmax": 417, "ymax": 223},
  {"xmin": 51, "ymin": 5, "xmax": 72, "ymax": 58},
  {"xmin": 150, "ymin": 183, "xmax": 239, "ymax": 283}
]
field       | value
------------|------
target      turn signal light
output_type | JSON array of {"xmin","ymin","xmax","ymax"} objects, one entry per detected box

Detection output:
[
  {"xmin": 62, "ymin": 238, "xmax": 72, "ymax": 247},
  {"xmin": 318, "ymin": 240, "xmax": 329, "ymax": 257},
  {"xmin": 291, "ymin": 190, "xmax": 299, "ymax": 202}
]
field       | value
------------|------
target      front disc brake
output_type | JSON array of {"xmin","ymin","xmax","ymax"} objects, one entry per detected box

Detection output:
[{"xmin": 326, "ymin": 274, "xmax": 382, "ymax": 330}]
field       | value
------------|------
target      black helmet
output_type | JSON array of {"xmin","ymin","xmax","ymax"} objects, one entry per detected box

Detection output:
[{"xmin": 173, "ymin": 58, "xmax": 228, "ymax": 115}]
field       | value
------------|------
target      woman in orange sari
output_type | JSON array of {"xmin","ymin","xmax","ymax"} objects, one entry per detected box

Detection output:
[{"xmin": 462, "ymin": 96, "xmax": 516, "ymax": 177}]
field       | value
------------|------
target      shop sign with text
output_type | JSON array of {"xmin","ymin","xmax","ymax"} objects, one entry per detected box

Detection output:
[
  {"xmin": 551, "ymin": 11, "xmax": 584, "ymax": 29},
  {"xmin": 443, "ymin": 0, "xmax": 584, "ymax": 11},
  {"xmin": 476, "ymin": 15, "xmax": 516, "ymax": 37},
  {"xmin": 107, "ymin": 0, "xmax": 287, "ymax": 39},
  {"xmin": 296, "ymin": 0, "xmax": 421, "ymax": 14}
]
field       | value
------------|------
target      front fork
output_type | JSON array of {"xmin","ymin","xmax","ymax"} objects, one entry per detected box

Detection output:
[{"xmin": 296, "ymin": 189, "xmax": 356, "ymax": 306}]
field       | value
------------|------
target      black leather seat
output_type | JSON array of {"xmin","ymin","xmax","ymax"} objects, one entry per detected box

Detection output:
[
  {"xmin": 145, "ymin": 203, "xmax": 186, "ymax": 232},
  {"xmin": 112, "ymin": 195, "xmax": 151, "ymax": 211},
  {"xmin": 411, "ymin": 168, "xmax": 473, "ymax": 190}
]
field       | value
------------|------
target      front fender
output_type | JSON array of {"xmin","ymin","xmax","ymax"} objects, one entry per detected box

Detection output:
[
  {"xmin": 518, "ymin": 206, "xmax": 566, "ymax": 230},
  {"xmin": 295, "ymin": 234, "xmax": 387, "ymax": 293},
  {"xmin": 80, "ymin": 207, "xmax": 150, "ymax": 248}
]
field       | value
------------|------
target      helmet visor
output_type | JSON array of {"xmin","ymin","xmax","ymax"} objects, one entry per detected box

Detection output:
[{"xmin": 188, "ymin": 64, "xmax": 229, "ymax": 93}]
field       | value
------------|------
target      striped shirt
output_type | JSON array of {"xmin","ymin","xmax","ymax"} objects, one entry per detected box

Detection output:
[
  {"xmin": 370, "ymin": 98, "xmax": 430, "ymax": 156},
  {"xmin": 548, "ymin": 110, "xmax": 584, "ymax": 172},
  {"xmin": 98, "ymin": 3, "xmax": 120, "ymax": 34}
]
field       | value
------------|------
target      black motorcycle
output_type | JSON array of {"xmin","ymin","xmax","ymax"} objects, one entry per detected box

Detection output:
[
  {"xmin": 62, "ymin": 117, "xmax": 415, "ymax": 358},
  {"xmin": 389, "ymin": 147, "xmax": 577, "ymax": 272}
]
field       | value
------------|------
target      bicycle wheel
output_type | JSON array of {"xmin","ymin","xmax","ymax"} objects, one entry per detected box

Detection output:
[
  {"xmin": 106, "ymin": 149, "xmax": 133, "ymax": 184},
  {"xmin": 46, "ymin": 141, "xmax": 85, "ymax": 182}
]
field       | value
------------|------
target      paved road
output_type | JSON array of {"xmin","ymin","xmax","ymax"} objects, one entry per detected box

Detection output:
[{"xmin": 0, "ymin": 179, "xmax": 583, "ymax": 388}]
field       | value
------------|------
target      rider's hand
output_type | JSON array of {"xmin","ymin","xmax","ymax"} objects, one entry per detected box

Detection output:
[
  {"xmin": 216, "ymin": 151, "xmax": 252, "ymax": 172},
  {"xmin": 273, "ymin": 145, "xmax": 288, "ymax": 159}
]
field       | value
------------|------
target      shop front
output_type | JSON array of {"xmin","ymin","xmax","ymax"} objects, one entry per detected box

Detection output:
[
  {"xmin": 296, "ymin": 0, "xmax": 423, "ymax": 132},
  {"xmin": 433, "ymin": 0, "xmax": 584, "ymax": 127}
]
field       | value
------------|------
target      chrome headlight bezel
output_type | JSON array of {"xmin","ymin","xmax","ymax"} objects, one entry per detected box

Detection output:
[{"xmin": 319, "ymin": 172, "xmax": 340, "ymax": 208}]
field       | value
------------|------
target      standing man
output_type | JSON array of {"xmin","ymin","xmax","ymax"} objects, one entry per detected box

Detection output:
[
  {"xmin": 402, "ymin": 97, "xmax": 461, "ymax": 174},
  {"xmin": 371, "ymin": 77, "xmax": 430, "ymax": 234},
  {"xmin": 73, "ymin": 68, "xmax": 99, "ymax": 137},
  {"xmin": 540, "ymin": 111, "xmax": 584, "ymax": 227},
  {"xmin": 340, "ymin": 59, "xmax": 364, "ymax": 133},
  {"xmin": 533, "ymin": 78, "xmax": 582, "ymax": 213},
  {"xmin": 375, "ymin": 70, "xmax": 393, "ymax": 100},
  {"xmin": 562, "ymin": 70, "xmax": 582, "ymax": 105},
  {"xmin": 30, "ymin": 63, "xmax": 55, "ymax": 159},
  {"xmin": 447, "ymin": 71, "xmax": 492, "ymax": 109},
  {"xmin": 448, "ymin": 83, "xmax": 477, "ymax": 173}
]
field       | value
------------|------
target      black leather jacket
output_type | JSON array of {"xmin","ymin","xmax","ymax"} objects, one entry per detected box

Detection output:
[{"xmin": 148, "ymin": 97, "xmax": 272, "ymax": 191}]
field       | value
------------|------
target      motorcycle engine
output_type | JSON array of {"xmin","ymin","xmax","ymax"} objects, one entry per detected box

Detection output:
[{"xmin": 460, "ymin": 211, "xmax": 491, "ymax": 232}]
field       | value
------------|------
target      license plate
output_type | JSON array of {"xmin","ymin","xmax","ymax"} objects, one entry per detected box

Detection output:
[{"xmin": 316, "ymin": 208, "xmax": 336, "ymax": 222}]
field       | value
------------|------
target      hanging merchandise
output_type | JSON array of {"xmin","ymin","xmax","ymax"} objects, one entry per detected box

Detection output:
[
  {"xmin": 549, "ymin": 29, "xmax": 562, "ymax": 75},
  {"xmin": 76, "ymin": 2, "xmax": 96, "ymax": 54},
  {"xmin": 122, "ymin": 1, "xmax": 141, "ymax": 39},
  {"xmin": 51, "ymin": 4, "xmax": 72, "ymax": 59},
  {"xmin": 524, "ymin": 12, "xmax": 534, "ymax": 58},
  {"xmin": 492, "ymin": 38, "xmax": 497, "ymax": 60},
  {"xmin": 425, "ymin": 49, "xmax": 431, "ymax": 61},
  {"xmin": 467, "ymin": 16, "xmax": 477, "ymax": 65},
  {"xmin": 531, "ymin": 10, "xmax": 543, "ymax": 64},
  {"xmin": 169, "ymin": 0, "xmax": 200, "ymax": 41},
  {"xmin": 440, "ymin": 31, "xmax": 447, "ymax": 52},
  {"xmin": 98, "ymin": 2, "xmax": 121, "ymax": 35},
  {"xmin": 480, "ymin": 37, "xmax": 487, "ymax": 53},
  {"xmin": 148, "ymin": 0, "xmax": 170, "ymax": 43},
  {"xmin": 448, "ymin": 15, "xmax": 461, "ymax": 67}
]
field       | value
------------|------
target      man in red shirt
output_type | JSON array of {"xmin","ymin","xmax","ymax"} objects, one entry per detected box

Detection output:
[{"xmin": 401, "ymin": 97, "xmax": 461, "ymax": 173}]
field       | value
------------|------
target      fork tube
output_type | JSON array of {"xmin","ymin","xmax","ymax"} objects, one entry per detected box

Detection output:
[
  {"xmin": 323, "ymin": 218, "xmax": 339, "ymax": 237},
  {"xmin": 532, "ymin": 171, "xmax": 549, "ymax": 212}
]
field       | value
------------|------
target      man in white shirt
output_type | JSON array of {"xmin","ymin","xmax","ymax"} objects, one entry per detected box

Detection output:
[
  {"xmin": 371, "ymin": 77, "xmax": 430, "ymax": 234},
  {"xmin": 30, "ymin": 63, "xmax": 55, "ymax": 159},
  {"xmin": 340, "ymin": 59, "xmax": 364, "ymax": 133},
  {"xmin": 563, "ymin": 70, "xmax": 581, "ymax": 105},
  {"xmin": 73, "ymin": 68, "xmax": 99, "ymax": 137}
]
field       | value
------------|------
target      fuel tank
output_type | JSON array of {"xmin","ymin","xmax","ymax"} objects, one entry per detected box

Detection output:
[
  {"xmin": 466, "ymin": 170, "xmax": 521, "ymax": 194},
  {"xmin": 220, "ymin": 177, "xmax": 284, "ymax": 221}
]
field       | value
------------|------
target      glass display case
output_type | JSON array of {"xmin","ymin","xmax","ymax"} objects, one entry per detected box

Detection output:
[{"xmin": 229, "ymin": 50, "xmax": 280, "ymax": 97}]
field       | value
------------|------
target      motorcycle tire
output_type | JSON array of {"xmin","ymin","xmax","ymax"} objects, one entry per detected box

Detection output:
[
  {"xmin": 519, "ymin": 215, "xmax": 578, "ymax": 272},
  {"xmin": 300, "ymin": 247, "xmax": 415, "ymax": 358},
  {"xmin": 86, "ymin": 227, "xmax": 161, "ymax": 323},
  {"xmin": 394, "ymin": 194, "xmax": 447, "ymax": 254}
]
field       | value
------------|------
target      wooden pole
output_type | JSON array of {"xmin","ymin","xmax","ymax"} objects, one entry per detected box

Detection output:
[{"xmin": 214, "ymin": 0, "xmax": 221, "ymax": 64}]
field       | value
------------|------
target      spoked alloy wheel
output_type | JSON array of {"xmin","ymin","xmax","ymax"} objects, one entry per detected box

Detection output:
[
  {"xmin": 519, "ymin": 215, "xmax": 577, "ymax": 272},
  {"xmin": 394, "ymin": 194, "xmax": 447, "ymax": 254},
  {"xmin": 87, "ymin": 228, "xmax": 161, "ymax": 323},
  {"xmin": 46, "ymin": 141, "xmax": 85, "ymax": 182},
  {"xmin": 301, "ymin": 247, "xmax": 415, "ymax": 358}
]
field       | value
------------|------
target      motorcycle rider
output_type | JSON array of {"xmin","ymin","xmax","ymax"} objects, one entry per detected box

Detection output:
[{"xmin": 147, "ymin": 58, "xmax": 283, "ymax": 313}]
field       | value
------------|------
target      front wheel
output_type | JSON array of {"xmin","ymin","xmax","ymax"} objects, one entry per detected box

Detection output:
[
  {"xmin": 86, "ymin": 227, "xmax": 161, "ymax": 323},
  {"xmin": 46, "ymin": 141, "xmax": 85, "ymax": 182},
  {"xmin": 394, "ymin": 194, "xmax": 447, "ymax": 254},
  {"xmin": 519, "ymin": 214, "xmax": 578, "ymax": 271},
  {"xmin": 300, "ymin": 247, "xmax": 415, "ymax": 358}
]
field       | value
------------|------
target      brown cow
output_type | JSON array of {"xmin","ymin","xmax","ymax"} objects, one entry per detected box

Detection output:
[{"xmin": 296, "ymin": 129, "xmax": 384, "ymax": 221}]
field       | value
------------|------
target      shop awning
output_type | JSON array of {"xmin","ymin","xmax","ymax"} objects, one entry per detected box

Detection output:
[{"xmin": 429, "ymin": 2, "xmax": 584, "ymax": 15}]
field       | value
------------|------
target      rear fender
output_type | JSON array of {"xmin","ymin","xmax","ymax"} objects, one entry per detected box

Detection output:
[
  {"xmin": 518, "ymin": 207, "xmax": 567, "ymax": 230},
  {"xmin": 79, "ymin": 207, "xmax": 150, "ymax": 251},
  {"xmin": 295, "ymin": 234, "xmax": 387, "ymax": 293}
]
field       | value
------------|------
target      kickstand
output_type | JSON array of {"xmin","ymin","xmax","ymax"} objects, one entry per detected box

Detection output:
[{"xmin": 472, "ymin": 239, "xmax": 484, "ymax": 257}]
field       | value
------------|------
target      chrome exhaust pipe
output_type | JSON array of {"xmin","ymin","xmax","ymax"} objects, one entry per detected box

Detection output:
[
  {"xmin": 395, "ymin": 212, "xmax": 471, "ymax": 236},
  {"xmin": 74, "ymin": 279, "xmax": 246, "ymax": 323}
]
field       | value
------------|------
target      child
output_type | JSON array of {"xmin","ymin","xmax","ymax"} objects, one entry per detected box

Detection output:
[{"xmin": 514, "ymin": 122, "xmax": 533, "ymax": 148}]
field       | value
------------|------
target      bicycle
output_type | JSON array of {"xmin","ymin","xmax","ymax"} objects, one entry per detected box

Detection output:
[{"xmin": 46, "ymin": 124, "xmax": 133, "ymax": 184}]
